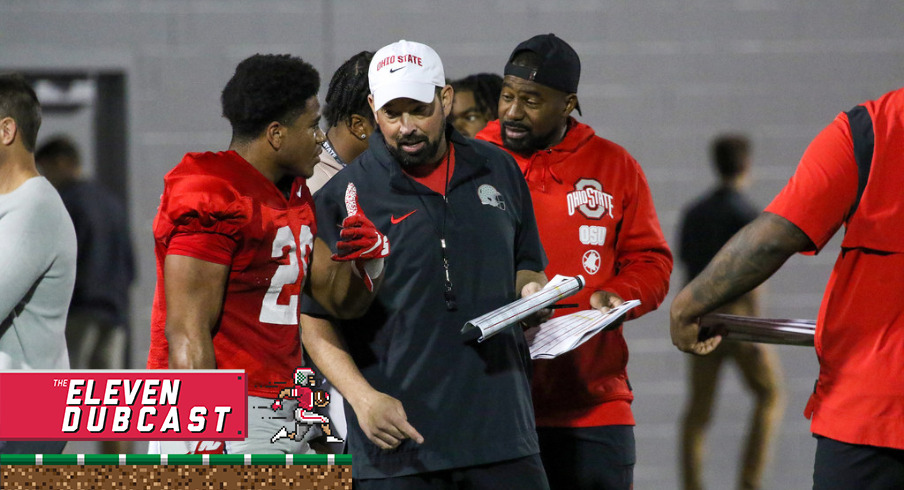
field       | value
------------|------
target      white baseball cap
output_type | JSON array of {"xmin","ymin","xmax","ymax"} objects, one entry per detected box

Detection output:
[{"xmin": 369, "ymin": 40, "xmax": 445, "ymax": 111}]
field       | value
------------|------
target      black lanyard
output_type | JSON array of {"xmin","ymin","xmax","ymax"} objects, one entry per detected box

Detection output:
[
  {"xmin": 322, "ymin": 138, "xmax": 346, "ymax": 167},
  {"xmin": 406, "ymin": 147, "xmax": 457, "ymax": 311},
  {"xmin": 439, "ymin": 150, "xmax": 456, "ymax": 311}
]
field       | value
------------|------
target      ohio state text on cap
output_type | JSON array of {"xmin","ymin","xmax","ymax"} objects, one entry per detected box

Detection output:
[{"xmin": 369, "ymin": 39, "xmax": 446, "ymax": 111}]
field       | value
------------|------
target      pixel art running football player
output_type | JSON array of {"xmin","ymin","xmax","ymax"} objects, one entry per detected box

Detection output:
[{"xmin": 270, "ymin": 367, "xmax": 342, "ymax": 444}]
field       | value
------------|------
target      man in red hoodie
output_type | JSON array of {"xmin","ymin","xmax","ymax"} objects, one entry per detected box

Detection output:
[{"xmin": 476, "ymin": 34, "xmax": 673, "ymax": 490}]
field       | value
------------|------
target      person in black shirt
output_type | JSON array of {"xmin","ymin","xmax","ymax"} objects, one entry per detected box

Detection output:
[
  {"xmin": 36, "ymin": 135, "xmax": 135, "ymax": 454},
  {"xmin": 300, "ymin": 40, "xmax": 550, "ymax": 489},
  {"xmin": 677, "ymin": 134, "xmax": 786, "ymax": 490}
]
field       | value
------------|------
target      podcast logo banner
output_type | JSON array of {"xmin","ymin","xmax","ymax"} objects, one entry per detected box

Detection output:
[{"xmin": 0, "ymin": 370, "xmax": 246, "ymax": 441}]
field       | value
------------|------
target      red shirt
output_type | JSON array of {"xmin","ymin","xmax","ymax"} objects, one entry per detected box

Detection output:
[
  {"xmin": 148, "ymin": 151, "xmax": 316, "ymax": 398},
  {"xmin": 405, "ymin": 145, "xmax": 455, "ymax": 195},
  {"xmin": 477, "ymin": 119, "xmax": 673, "ymax": 427},
  {"xmin": 766, "ymin": 92, "xmax": 904, "ymax": 449}
]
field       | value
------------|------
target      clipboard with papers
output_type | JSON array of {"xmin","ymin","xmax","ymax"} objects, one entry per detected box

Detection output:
[
  {"xmin": 525, "ymin": 300, "xmax": 641, "ymax": 360},
  {"xmin": 697, "ymin": 313, "xmax": 816, "ymax": 346},
  {"xmin": 461, "ymin": 275, "xmax": 585, "ymax": 343}
]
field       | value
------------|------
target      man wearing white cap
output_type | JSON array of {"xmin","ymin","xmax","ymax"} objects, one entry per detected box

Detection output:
[{"xmin": 300, "ymin": 40, "xmax": 552, "ymax": 488}]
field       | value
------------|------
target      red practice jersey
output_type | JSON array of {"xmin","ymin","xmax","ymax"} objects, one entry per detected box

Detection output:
[
  {"xmin": 147, "ymin": 151, "xmax": 316, "ymax": 398},
  {"xmin": 767, "ymin": 89, "xmax": 904, "ymax": 448}
]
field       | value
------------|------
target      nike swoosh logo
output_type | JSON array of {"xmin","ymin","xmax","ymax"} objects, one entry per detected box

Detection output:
[
  {"xmin": 389, "ymin": 67, "xmax": 405, "ymax": 73},
  {"xmin": 391, "ymin": 210, "xmax": 417, "ymax": 224}
]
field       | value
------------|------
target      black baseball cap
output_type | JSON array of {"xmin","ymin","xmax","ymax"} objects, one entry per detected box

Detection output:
[{"xmin": 504, "ymin": 33, "xmax": 581, "ymax": 95}]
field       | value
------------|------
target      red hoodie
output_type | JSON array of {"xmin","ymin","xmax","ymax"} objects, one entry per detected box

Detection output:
[{"xmin": 477, "ymin": 119, "xmax": 672, "ymax": 427}]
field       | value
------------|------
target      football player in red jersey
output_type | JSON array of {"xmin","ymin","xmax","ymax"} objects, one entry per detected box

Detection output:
[{"xmin": 147, "ymin": 54, "xmax": 387, "ymax": 455}]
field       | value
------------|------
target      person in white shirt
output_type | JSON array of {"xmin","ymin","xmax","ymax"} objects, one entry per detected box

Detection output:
[{"xmin": 0, "ymin": 73, "xmax": 77, "ymax": 454}]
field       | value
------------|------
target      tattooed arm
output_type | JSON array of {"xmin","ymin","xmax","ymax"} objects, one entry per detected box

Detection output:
[{"xmin": 670, "ymin": 212, "xmax": 814, "ymax": 354}]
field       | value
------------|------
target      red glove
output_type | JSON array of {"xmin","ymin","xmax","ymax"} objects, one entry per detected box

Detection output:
[
  {"xmin": 332, "ymin": 214, "xmax": 390, "ymax": 261},
  {"xmin": 331, "ymin": 183, "xmax": 389, "ymax": 291}
]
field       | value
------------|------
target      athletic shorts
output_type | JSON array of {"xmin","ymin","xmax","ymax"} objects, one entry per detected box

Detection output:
[
  {"xmin": 148, "ymin": 396, "xmax": 316, "ymax": 454},
  {"xmin": 813, "ymin": 435, "xmax": 904, "ymax": 489}
]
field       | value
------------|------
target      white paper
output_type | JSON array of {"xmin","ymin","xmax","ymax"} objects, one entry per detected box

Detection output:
[
  {"xmin": 461, "ymin": 275, "xmax": 585, "ymax": 342},
  {"xmin": 526, "ymin": 300, "xmax": 641, "ymax": 360}
]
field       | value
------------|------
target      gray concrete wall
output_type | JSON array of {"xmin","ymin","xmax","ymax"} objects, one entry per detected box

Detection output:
[{"xmin": 4, "ymin": 1, "xmax": 904, "ymax": 487}]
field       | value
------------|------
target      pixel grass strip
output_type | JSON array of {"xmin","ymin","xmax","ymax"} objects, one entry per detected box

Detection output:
[{"xmin": 0, "ymin": 454, "xmax": 352, "ymax": 465}]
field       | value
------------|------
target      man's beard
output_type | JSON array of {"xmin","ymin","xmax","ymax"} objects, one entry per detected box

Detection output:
[
  {"xmin": 501, "ymin": 121, "xmax": 559, "ymax": 155},
  {"xmin": 388, "ymin": 130, "xmax": 444, "ymax": 169}
]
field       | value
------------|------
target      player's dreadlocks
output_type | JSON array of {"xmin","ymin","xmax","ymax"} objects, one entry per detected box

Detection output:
[
  {"xmin": 450, "ymin": 73, "xmax": 503, "ymax": 121},
  {"xmin": 323, "ymin": 51, "xmax": 375, "ymax": 129}
]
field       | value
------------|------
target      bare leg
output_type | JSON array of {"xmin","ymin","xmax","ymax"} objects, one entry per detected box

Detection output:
[
  {"xmin": 734, "ymin": 343, "xmax": 785, "ymax": 490},
  {"xmin": 681, "ymin": 349, "xmax": 726, "ymax": 490}
]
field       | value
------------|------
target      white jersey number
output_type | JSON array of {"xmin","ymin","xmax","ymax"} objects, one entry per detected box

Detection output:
[{"xmin": 259, "ymin": 225, "xmax": 312, "ymax": 325}]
